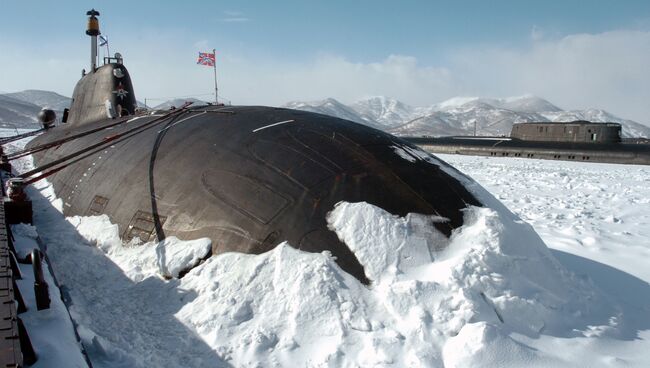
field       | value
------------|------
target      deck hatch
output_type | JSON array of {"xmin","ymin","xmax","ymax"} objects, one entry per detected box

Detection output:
[
  {"xmin": 124, "ymin": 210, "xmax": 167, "ymax": 242},
  {"xmin": 86, "ymin": 195, "xmax": 109, "ymax": 216}
]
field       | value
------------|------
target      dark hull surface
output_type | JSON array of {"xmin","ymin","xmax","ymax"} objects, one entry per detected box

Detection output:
[{"xmin": 29, "ymin": 106, "xmax": 480, "ymax": 282}]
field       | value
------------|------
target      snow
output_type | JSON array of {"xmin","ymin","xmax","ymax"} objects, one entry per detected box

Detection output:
[
  {"xmin": 0, "ymin": 129, "xmax": 87, "ymax": 368},
  {"xmin": 11, "ymin": 224, "xmax": 88, "ymax": 368},
  {"xmin": 283, "ymin": 98, "xmax": 379, "ymax": 128},
  {"xmin": 69, "ymin": 215, "xmax": 212, "ymax": 280},
  {"xmin": 153, "ymin": 98, "xmax": 209, "ymax": 110},
  {"xmin": 351, "ymin": 96, "xmax": 415, "ymax": 127},
  {"xmin": 435, "ymin": 96, "xmax": 481, "ymax": 110},
  {"xmin": 4, "ymin": 128, "xmax": 650, "ymax": 367}
]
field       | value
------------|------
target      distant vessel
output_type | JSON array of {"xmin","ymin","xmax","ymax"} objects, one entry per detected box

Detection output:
[{"xmin": 405, "ymin": 121, "xmax": 650, "ymax": 165}]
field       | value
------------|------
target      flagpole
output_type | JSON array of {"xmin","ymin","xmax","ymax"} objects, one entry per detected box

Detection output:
[{"xmin": 213, "ymin": 48, "xmax": 218, "ymax": 104}]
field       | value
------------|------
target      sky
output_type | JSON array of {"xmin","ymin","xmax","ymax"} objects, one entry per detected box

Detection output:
[{"xmin": 1, "ymin": 0, "xmax": 649, "ymax": 125}]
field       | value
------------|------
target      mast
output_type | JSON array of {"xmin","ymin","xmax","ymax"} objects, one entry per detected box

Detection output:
[
  {"xmin": 86, "ymin": 9, "xmax": 101, "ymax": 72},
  {"xmin": 213, "ymin": 48, "xmax": 218, "ymax": 104}
]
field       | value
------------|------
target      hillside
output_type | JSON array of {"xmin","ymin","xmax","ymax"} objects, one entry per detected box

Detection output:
[
  {"xmin": 0, "ymin": 90, "xmax": 72, "ymax": 129},
  {"xmin": 153, "ymin": 98, "xmax": 210, "ymax": 110},
  {"xmin": 0, "ymin": 94, "xmax": 42, "ymax": 129},
  {"xmin": 4, "ymin": 89, "xmax": 71, "ymax": 111},
  {"xmin": 3, "ymin": 89, "xmax": 649, "ymax": 138},
  {"xmin": 284, "ymin": 95, "xmax": 650, "ymax": 138}
]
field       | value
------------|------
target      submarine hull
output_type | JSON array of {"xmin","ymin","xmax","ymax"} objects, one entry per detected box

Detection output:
[
  {"xmin": 29, "ymin": 106, "xmax": 481, "ymax": 282},
  {"xmin": 405, "ymin": 136, "xmax": 650, "ymax": 165}
]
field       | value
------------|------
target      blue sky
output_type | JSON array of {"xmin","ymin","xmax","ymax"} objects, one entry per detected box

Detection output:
[{"xmin": 1, "ymin": 1, "xmax": 650, "ymax": 124}]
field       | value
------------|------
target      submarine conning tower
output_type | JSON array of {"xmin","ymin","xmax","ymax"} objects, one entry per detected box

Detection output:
[{"xmin": 66, "ymin": 9, "xmax": 137, "ymax": 127}]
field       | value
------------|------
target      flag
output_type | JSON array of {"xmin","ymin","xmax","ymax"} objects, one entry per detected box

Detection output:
[
  {"xmin": 99, "ymin": 35, "xmax": 108, "ymax": 46},
  {"xmin": 197, "ymin": 51, "xmax": 215, "ymax": 66}
]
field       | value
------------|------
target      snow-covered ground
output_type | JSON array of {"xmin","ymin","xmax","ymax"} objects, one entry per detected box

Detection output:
[
  {"xmin": 4, "ymin": 128, "xmax": 649, "ymax": 367},
  {"xmin": 438, "ymin": 154, "xmax": 650, "ymax": 366}
]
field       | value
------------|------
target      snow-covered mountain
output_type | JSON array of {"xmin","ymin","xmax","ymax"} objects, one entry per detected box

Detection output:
[
  {"xmin": 428, "ymin": 95, "xmax": 563, "ymax": 114},
  {"xmin": 499, "ymin": 95, "xmax": 563, "ymax": 113},
  {"xmin": 391, "ymin": 99, "xmax": 549, "ymax": 137},
  {"xmin": 2, "ymin": 89, "xmax": 648, "ymax": 138},
  {"xmin": 3, "ymin": 89, "xmax": 72, "ymax": 111},
  {"xmin": 283, "ymin": 98, "xmax": 381, "ymax": 128},
  {"xmin": 284, "ymin": 95, "xmax": 650, "ymax": 138},
  {"xmin": 0, "ymin": 90, "xmax": 73, "ymax": 129},
  {"xmin": 349, "ymin": 96, "xmax": 414, "ymax": 128},
  {"xmin": 153, "ymin": 98, "xmax": 209, "ymax": 110},
  {"xmin": 0, "ymin": 94, "xmax": 41, "ymax": 129}
]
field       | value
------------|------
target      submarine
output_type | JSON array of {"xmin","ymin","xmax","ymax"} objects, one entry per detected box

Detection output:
[
  {"xmin": 403, "ymin": 121, "xmax": 650, "ymax": 166},
  {"xmin": 18, "ymin": 10, "xmax": 483, "ymax": 283}
]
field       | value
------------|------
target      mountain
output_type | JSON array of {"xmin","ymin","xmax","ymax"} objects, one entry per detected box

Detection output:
[
  {"xmin": 284, "ymin": 95, "xmax": 650, "ymax": 139},
  {"xmin": 0, "ymin": 90, "xmax": 73, "ymax": 129},
  {"xmin": 499, "ymin": 95, "xmax": 563, "ymax": 113},
  {"xmin": 541, "ymin": 109, "xmax": 650, "ymax": 138},
  {"xmin": 429, "ymin": 96, "xmax": 563, "ymax": 114},
  {"xmin": 283, "ymin": 98, "xmax": 379, "ymax": 128},
  {"xmin": 0, "ymin": 94, "xmax": 41, "ymax": 129},
  {"xmin": 2, "ymin": 89, "xmax": 648, "ymax": 138},
  {"xmin": 390, "ymin": 101, "xmax": 547, "ymax": 137},
  {"xmin": 153, "ymin": 98, "xmax": 209, "ymax": 110},
  {"xmin": 349, "ymin": 96, "xmax": 414, "ymax": 128},
  {"xmin": 3, "ymin": 89, "xmax": 71, "ymax": 111}
]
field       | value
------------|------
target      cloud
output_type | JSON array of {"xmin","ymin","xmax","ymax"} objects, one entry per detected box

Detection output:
[
  {"xmin": 201, "ymin": 30, "xmax": 650, "ymax": 126},
  {"xmin": 221, "ymin": 17, "xmax": 250, "ymax": 23},
  {"xmin": 2, "ymin": 27, "xmax": 649, "ymax": 126},
  {"xmin": 450, "ymin": 30, "xmax": 650, "ymax": 124},
  {"xmin": 219, "ymin": 10, "xmax": 249, "ymax": 22},
  {"xmin": 215, "ymin": 54, "xmax": 456, "ymax": 106},
  {"xmin": 530, "ymin": 25, "xmax": 544, "ymax": 41}
]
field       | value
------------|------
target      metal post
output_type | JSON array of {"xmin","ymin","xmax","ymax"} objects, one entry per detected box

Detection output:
[
  {"xmin": 91, "ymin": 36, "xmax": 97, "ymax": 71},
  {"xmin": 31, "ymin": 249, "xmax": 50, "ymax": 310},
  {"xmin": 6, "ymin": 178, "xmax": 26, "ymax": 203},
  {"xmin": 0, "ymin": 154, "xmax": 11, "ymax": 173},
  {"xmin": 106, "ymin": 36, "xmax": 110, "ymax": 61},
  {"xmin": 18, "ymin": 317, "xmax": 36, "ymax": 365},
  {"xmin": 213, "ymin": 48, "xmax": 218, "ymax": 104}
]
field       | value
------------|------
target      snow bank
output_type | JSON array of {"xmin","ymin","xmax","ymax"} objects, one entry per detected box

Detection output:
[
  {"xmin": 28, "ymin": 174, "xmax": 626, "ymax": 366},
  {"xmin": 171, "ymin": 201, "xmax": 617, "ymax": 367},
  {"xmin": 11, "ymin": 224, "xmax": 88, "ymax": 368},
  {"xmin": 43, "ymin": 191, "xmax": 616, "ymax": 366},
  {"xmin": 68, "ymin": 215, "xmax": 211, "ymax": 280}
]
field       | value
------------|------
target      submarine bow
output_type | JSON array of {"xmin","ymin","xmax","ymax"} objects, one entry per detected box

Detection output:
[
  {"xmin": 25, "ymin": 9, "xmax": 482, "ymax": 284},
  {"xmin": 29, "ymin": 104, "xmax": 481, "ymax": 283}
]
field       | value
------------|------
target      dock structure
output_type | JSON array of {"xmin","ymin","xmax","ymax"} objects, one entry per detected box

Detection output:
[
  {"xmin": 0, "ymin": 159, "xmax": 39, "ymax": 366},
  {"xmin": 0, "ymin": 193, "xmax": 26, "ymax": 367}
]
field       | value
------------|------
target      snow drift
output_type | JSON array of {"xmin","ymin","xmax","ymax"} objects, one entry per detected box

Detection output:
[{"xmin": 41, "ymin": 190, "xmax": 621, "ymax": 367}]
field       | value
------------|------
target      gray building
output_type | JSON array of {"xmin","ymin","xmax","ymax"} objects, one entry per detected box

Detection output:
[{"xmin": 511, "ymin": 121, "xmax": 621, "ymax": 143}]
